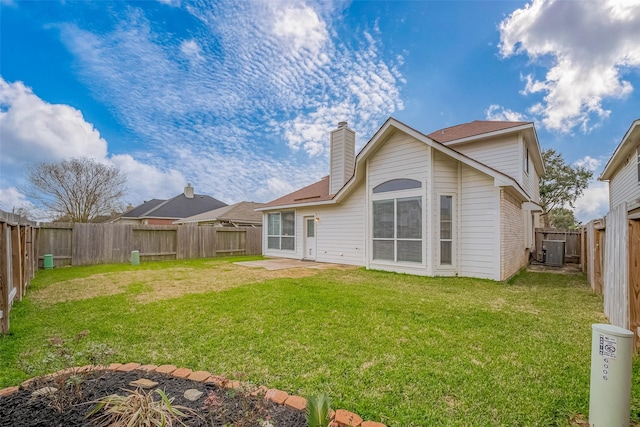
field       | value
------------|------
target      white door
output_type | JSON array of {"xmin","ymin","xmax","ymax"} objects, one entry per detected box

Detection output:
[{"xmin": 304, "ymin": 217, "xmax": 316, "ymax": 260}]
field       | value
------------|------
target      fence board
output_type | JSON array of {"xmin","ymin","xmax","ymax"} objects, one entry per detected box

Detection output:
[
  {"xmin": 534, "ymin": 228, "xmax": 581, "ymax": 263},
  {"xmin": 629, "ymin": 219, "xmax": 640, "ymax": 352},
  {"xmin": 0, "ymin": 223, "xmax": 11, "ymax": 333},
  {"xmin": 38, "ymin": 224, "xmax": 73, "ymax": 268},
  {"xmin": 604, "ymin": 203, "xmax": 629, "ymax": 329},
  {"xmin": 38, "ymin": 223, "xmax": 261, "ymax": 266},
  {"xmin": 0, "ymin": 211, "xmax": 39, "ymax": 334}
]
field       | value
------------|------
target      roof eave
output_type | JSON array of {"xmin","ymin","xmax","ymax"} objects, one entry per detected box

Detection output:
[
  {"xmin": 599, "ymin": 119, "xmax": 640, "ymax": 181},
  {"xmin": 256, "ymin": 199, "xmax": 336, "ymax": 211},
  {"xmin": 438, "ymin": 123, "xmax": 534, "ymax": 146}
]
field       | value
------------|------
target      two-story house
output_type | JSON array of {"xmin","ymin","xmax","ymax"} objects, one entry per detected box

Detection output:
[{"xmin": 258, "ymin": 117, "xmax": 544, "ymax": 281}]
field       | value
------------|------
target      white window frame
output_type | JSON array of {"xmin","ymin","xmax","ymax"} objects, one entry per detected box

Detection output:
[
  {"xmin": 438, "ymin": 193, "xmax": 456, "ymax": 268},
  {"xmin": 371, "ymin": 188, "xmax": 423, "ymax": 265},
  {"xmin": 267, "ymin": 211, "xmax": 295, "ymax": 251}
]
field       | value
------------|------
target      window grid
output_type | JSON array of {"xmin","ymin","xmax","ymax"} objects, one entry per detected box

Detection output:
[
  {"xmin": 372, "ymin": 197, "xmax": 422, "ymax": 264},
  {"xmin": 267, "ymin": 211, "xmax": 295, "ymax": 251},
  {"xmin": 440, "ymin": 195, "xmax": 453, "ymax": 266}
]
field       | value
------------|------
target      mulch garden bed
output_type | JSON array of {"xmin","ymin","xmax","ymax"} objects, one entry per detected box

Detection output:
[{"xmin": 0, "ymin": 369, "xmax": 307, "ymax": 426}]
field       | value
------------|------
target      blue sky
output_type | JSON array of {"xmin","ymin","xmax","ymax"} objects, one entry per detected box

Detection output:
[{"xmin": 1, "ymin": 0, "xmax": 639, "ymax": 223}]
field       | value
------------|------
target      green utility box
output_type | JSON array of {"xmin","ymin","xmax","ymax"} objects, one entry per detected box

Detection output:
[{"xmin": 43, "ymin": 254, "xmax": 54, "ymax": 269}]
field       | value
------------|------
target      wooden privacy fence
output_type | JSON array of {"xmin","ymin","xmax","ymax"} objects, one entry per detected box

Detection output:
[
  {"xmin": 0, "ymin": 210, "xmax": 38, "ymax": 334},
  {"xmin": 534, "ymin": 228, "xmax": 581, "ymax": 264},
  {"xmin": 582, "ymin": 202, "xmax": 640, "ymax": 353},
  {"xmin": 38, "ymin": 223, "xmax": 262, "ymax": 267}
]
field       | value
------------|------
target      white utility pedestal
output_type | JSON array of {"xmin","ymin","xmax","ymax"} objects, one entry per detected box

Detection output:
[{"xmin": 589, "ymin": 323, "xmax": 634, "ymax": 426}]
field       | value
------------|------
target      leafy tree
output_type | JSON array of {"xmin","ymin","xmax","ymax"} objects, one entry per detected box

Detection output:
[
  {"xmin": 539, "ymin": 149, "xmax": 592, "ymax": 227},
  {"xmin": 24, "ymin": 157, "xmax": 126, "ymax": 223},
  {"xmin": 547, "ymin": 207, "xmax": 578, "ymax": 229}
]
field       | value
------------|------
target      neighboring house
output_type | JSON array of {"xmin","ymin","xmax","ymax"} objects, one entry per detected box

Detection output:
[
  {"xmin": 600, "ymin": 119, "xmax": 640, "ymax": 216},
  {"xmin": 597, "ymin": 118, "xmax": 640, "ymax": 347},
  {"xmin": 174, "ymin": 201, "xmax": 264, "ymax": 227},
  {"xmin": 113, "ymin": 184, "xmax": 227, "ymax": 225},
  {"xmin": 258, "ymin": 118, "xmax": 544, "ymax": 281}
]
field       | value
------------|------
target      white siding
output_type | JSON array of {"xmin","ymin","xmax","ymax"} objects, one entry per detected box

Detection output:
[
  {"xmin": 368, "ymin": 131, "xmax": 430, "ymax": 186},
  {"xmin": 522, "ymin": 136, "xmax": 540, "ymax": 201},
  {"xmin": 459, "ymin": 165, "xmax": 500, "ymax": 280},
  {"xmin": 609, "ymin": 148, "xmax": 640, "ymax": 209},
  {"xmin": 367, "ymin": 131, "xmax": 431, "ymax": 275},
  {"xmin": 433, "ymin": 151, "xmax": 459, "ymax": 274},
  {"xmin": 449, "ymin": 134, "xmax": 520, "ymax": 184},
  {"xmin": 297, "ymin": 185, "xmax": 366, "ymax": 266}
]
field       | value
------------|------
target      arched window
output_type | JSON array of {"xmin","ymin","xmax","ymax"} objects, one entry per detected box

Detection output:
[{"xmin": 373, "ymin": 179, "xmax": 421, "ymax": 194}]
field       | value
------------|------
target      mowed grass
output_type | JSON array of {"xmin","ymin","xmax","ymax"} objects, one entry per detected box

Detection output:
[{"xmin": 1, "ymin": 257, "xmax": 638, "ymax": 426}]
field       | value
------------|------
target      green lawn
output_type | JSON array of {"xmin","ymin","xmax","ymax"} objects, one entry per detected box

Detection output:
[{"xmin": 1, "ymin": 257, "xmax": 638, "ymax": 426}]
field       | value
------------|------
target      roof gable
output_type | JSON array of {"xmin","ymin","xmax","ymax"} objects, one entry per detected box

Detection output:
[
  {"xmin": 261, "ymin": 117, "xmax": 537, "ymax": 210},
  {"xmin": 599, "ymin": 119, "xmax": 640, "ymax": 181}
]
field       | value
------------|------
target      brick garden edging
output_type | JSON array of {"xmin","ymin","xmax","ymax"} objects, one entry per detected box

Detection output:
[{"xmin": 0, "ymin": 362, "xmax": 387, "ymax": 427}]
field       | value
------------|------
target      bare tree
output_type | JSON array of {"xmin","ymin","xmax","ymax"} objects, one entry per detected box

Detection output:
[{"xmin": 24, "ymin": 157, "xmax": 127, "ymax": 223}]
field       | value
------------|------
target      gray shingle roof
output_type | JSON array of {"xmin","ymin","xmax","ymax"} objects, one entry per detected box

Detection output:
[{"xmin": 122, "ymin": 194, "xmax": 227, "ymax": 220}]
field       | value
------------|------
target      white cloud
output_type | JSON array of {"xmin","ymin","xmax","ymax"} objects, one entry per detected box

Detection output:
[
  {"xmin": 573, "ymin": 180, "xmax": 609, "ymax": 223},
  {"xmin": 0, "ymin": 77, "xmax": 108, "ymax": 171},
  {"xmin": 485, "ymin": 104, "xmax": 528, "ymax": 122},
  {"xmin": 180, "ymin": 39, "xmax": 204, "ymax": 62},
  {"xmin": 52, "ymin": 0, "xmax": 404, "ymax": 203},
  {"xmin": 574, "ymin": 156, "xmax": 602, "ymax": 172},
  {"xmin": 157, "ymin": 0, "xmax": 180, "ymax": 7},
  {"xmin": 0, "ymin": 187, "xmax": 33, "ymax": 212},
  {"xmin": 0, "ymin": 78, "xmax": 193, "ymax": 207},
  {"xmin": 499, "ymin": 0, "xmax": 640, "ymax": 132},
  {"xmin": 272, "ymin": 4, "xmax": 328, "ymax": 57}
]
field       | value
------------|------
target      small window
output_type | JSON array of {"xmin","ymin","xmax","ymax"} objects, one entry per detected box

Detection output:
[
  {"xmin": 373, "ymin": 179, "xmax": 421, "ymax": 194},
  {"xmin": 637, "ymin": 147, "xmax": 640, "ymax": 183},
  {"xmin": 524, "ymin": 146, "xmax": 530, "ymax": 174},
  {"xmin": 440, "ymin": 195, "xmax": 453, "ymax": 265}
]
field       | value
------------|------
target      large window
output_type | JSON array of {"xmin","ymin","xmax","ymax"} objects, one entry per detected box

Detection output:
[
  {"xmin": 267, "ymin": 211, "xmax": 295, "ymax": 250},
  {"xmin": 373, "ymin": 197, "xmax": 422, "ymax": 263},
  {"xmin": 439, "ymin": 195, "xmax": 453, "ymax": 265}
]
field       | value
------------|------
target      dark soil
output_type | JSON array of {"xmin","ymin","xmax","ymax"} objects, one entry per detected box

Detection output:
[{"xmin": 0, "ymin": 370, "xmax": 307, "ymax": 427}]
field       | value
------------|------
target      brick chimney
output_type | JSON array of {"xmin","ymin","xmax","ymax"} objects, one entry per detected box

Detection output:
[
  {"xmin": 184, "ymin": 183, "xmax": 194, "ymax": 198},
  {"xmin": 329, "ymin": 121, "xmax": 355, "ymax": 195}
]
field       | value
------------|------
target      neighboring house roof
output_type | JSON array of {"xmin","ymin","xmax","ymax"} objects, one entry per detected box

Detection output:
[
  {"xmin": 122, "ymin": 199, "xmax": 166, "ymax": 218},
  {"xmin": 175, "ymin": 201, "xmax": 264, "ymax": 225},
  {"xmin": 599, "ymin": 119, "xmax": 640, "ymax": 181},
  {"xmin": 427, "ymin": 120, "xmax": 530, "ymax": 144},
  {"xmin": 259, "ymin": 117, "xmax": 537, "ymax": 211},
  {"xmin": 119, "ymin": 193, "xmax": 227, "ymax": 220}
]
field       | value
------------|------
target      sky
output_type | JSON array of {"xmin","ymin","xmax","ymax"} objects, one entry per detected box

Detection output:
[{"xmin": 1, "ymin": 0, "xmax": 639, "ymax": 223}]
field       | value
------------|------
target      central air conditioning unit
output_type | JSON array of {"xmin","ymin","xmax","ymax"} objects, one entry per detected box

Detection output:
[{"xmin": 542, "ymin": 240, "xmax": 565, "ymax": 266}]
